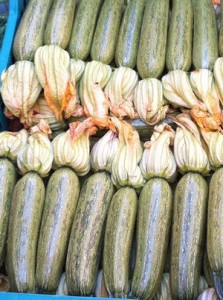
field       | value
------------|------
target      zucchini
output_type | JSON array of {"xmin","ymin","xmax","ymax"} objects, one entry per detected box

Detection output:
[
  {"xmin": 0, "ymin": 158, "xmax": 17, "ymax": 267},
  {"xmin": 6, "ymin": 172, "xmax": 45, "ymax": 293},
  {"xmin": 203, "ymin": 251, "xmax": 215, "ymax": 288},
  {"xmin": 166, "ymin": 0, "xmax": 193, "ymax": 71},
  {"xmin": 131, "ymin": 178, "xmax": 172, "ymax": 299},
  {"xmin": 115, "ymin": 0, "xmax": 146, "ymax": 69},
  {"xmin": 36, "ymin": 168, "xmax": 80, "ymax": 293},
  {"xmin": 219, "ymin": 0, "xmax": 223, "ymax": 56},
  {"xmin": 91, "ymin": 0, "xmax": 125, "ymax": 65},
  {"xmin": 207, "ymin": 168, "xmax": 223, "ymax": 297},
  {"xmin": 103, "ymin": 187, "xmax": 137, "ymax": 298},
  {"xmin": 137, "ymin": 0, "xmax": 169, "ymax": 79},
  {"xmin": 170, "ymin": 173, "xmax": 208, "ymax": 299},
  {"xmin": 44, "ymin": 0, "xmax": 76, "ymax": 49},
  {"xmin": 68, "ymin": 0, "xmax": 103, "ymax": 60},
  {"xmin": 13, "ymin": 0, "xmax": 53, "ymax": 61},
  {"xmin": 66, "ymin": 171, "xmax": 114, "ymax": 296},
  {"xmin": 193, "ymin": 0, "xmax": 218, "ymax": 70}
]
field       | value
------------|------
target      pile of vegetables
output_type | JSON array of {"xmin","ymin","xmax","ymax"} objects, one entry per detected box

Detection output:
[{"xmin": 2, "ymin": 0, "xmax": 223, "ymax": 299}]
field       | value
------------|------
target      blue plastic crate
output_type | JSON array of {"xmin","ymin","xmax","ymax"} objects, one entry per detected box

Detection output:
[{"xmin": 0, "ymin": 293, "xmax": 111, "ymax": 300}]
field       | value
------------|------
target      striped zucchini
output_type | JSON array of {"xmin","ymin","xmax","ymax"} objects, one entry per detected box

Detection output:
[
  {"xmin": 166, "ymin": 0, "xmax": 193, "ymax": 71},
  {"xmin": 115, "ymin": 0, "xmax": 146, "ymax": 68},
  {"xmin": 193, "ymin": 0, "xmax": 218, "ymax": 70},
  {"xmin": 66, "ymin": 171, "xmax": 114, "ymax": 296},
  {"xmin": 203, "ymin": 251, "xmax": 215, "ymax": 288},
  {"xmin": 137, "ymin": 0, "xmax": 169, "ymax": 79},
  {"xmin": 44, "ymin": 0, "xmax": 76, "ymax": 49},
  {"xmin": 131, "ymin": 178, "xmax": 172, "ymax": 299},
  {"xmin": 36, "ymin": 168, "xmax": 80, "ymax": 293},
  {"xmin": 91, "ymin": 0, "xmax": 125, "ymax": 65},
  {"xmin": 219, "ymin": 0, "xmax": 223, "ymax": 56},
  {"xmin": 6, "ymin": 172, "xmax": 45, "ymax": 293},
  {"xmin": 170, "ymin": 173, "xmax": 208, "ymax": 299},
  {"xmin": 13, "ymin": 0, "xmax": 53, "ymax": 61},
  {"xmin": 0, "ymin": 158, "xmax": 17, "ymax": 267},
  {"xmin": 103, "ymin": 187, "xmax": 137, "ymax": 298},
  {"xmin": 68, "ymin": 0, "xmax": 102, "ymax": 60}
]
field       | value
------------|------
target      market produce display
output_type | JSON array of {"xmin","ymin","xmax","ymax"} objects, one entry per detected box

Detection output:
[{"xmin": 1, "ymin": 0, "xmax": 223, "ymax": 299}]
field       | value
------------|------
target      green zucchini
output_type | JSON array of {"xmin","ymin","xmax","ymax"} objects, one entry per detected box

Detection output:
[
  {"xmin": 170, "ymin": 173, "xmax": 208, "ymax": 299},
  {"xmin": 36, "ymin": 168, "xmax": 80, "ymax": 293},
  {"xmin": 166, "ymin": 0, "xmax": 193, "ymax": 71},
  {"xmin": 131, "ymin": 178, "xmax": 172, "ymax": 299},
  {"xmin": 137, "ymin": 0, "xmax": 169, "ymax": 79},
  {"xmin": 68, "ymin": 0, "xmax": 103, "ymax": 60},
  {"xmin": 193, "ymin": 0, "xmax": 218, "ymax": 70},
  {"xmin": 203, "ymin": 251, "xmax": 215, "ymax": 288},
  {"xmin": 6, "ymin": 172, "xmax": 45, "ymax": 293},
  {"xmin": 13, "ymin": 0, "xmax": 53, "ymax": 61},
  {"xmin": 44, "ymin": 0, "xmax": 76, "ymax": 49},
  {"xmin": 115, "ymin": 0, "xmax": 146, "ymax": 68},
  {"xmin": 66, "ymin": 171, "xmax": 114, "ymax": 296},
  {"xmin": 0, "ymin": 158, "xmax": 17, "ymax": 267},
  {"xmin": 91, "ymin": 0, "xmax": 125, "ymax": 65},
  {"xmin": 219, "ymin": 0, "xmax": 223, "ymax": 56},
  {"xmin": 103, "ymin": 187, "xmax": 137, "ymax": 298}
]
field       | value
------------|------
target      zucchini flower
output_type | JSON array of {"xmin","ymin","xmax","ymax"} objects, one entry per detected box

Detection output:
[
  {"xmin": 173, "ymin": 114, "xmax": 210, "ymax": 175},
  {"xmin": 197, "ymin": 288, "xmax": 218, "ymax": 300},
  {"xmin": 104, "ymin": 67, "xmax": 138, "ymax": 119},
  {"xmin": 52, "ymin": 121, "xmax": 98, "ymax": 176},
  {"xmin": 70, "ymin": 59, "xmax": 85, "ymax": 83},
  {"xmin": 79, "ymin": 61, "xmax": 112, "ymax": 118},
  {"xmin": 190, "ymin": 69, "xmax": 222, "ymax": 131},
  {"xmin": 56, "ymin": 273, "xmax": 68, "ymax": 296},
  {"xmin": 214, "ymin": 57, "xmax": 223, "ymax": 103},
  {"xmin": 31, "ymin": 95, "xmax": 66, "ymax": 131},
  {"xmin": 1, "ymin": 61, "xmax": 42, "ymax": 126},
  {"xmin": 17, "ymin": 120, "xmax": 53, "ymax": 177},
  {"xmin": 153, "ymin": 274, "xmax": 172, "ymax": 300},
  {"xmin": 134, "ymin": 78, "xmax": 168, "ymax": 125},
  {"xmin": 0, "ymin": 129, "xmax": 28, "ymax": 162},
  {"xmin": 34, "ymin": 45, "xmax": 75, "ymax": 121},
  {"xmin": 140, "ymin": 123, "xmax": 177, "ymax": 182},
  {"xmin": 91, "ymin": 130, "xmax": 119, "ymax": 173},
  {"xmin": 162, "ymin": 70, "xmax": 204, "ymax": 109},
  {"xmin": 111, "ymin": 117, "xmax": 145, "ymax": 189}
]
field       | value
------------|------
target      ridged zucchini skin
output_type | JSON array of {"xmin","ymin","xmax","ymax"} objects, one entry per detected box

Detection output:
[
  {"xmin": 44, "ymin": 0, "xmax": 76, "ymax": 49},
  {"xmin": 170, "ymin": 173, "xmax": 208, "ymax": 299},
  {"xmin": 36, "ymin": 168, "xmax": 80, "ymax": 293},
  {"xmin": 219, "ymin": 0, "xmax": 223, "ymax": 57},
  {"xmin": 13, "ymin": 0, "xmax": 53, "ymax": 61},
  {"xmin": 66, "ymin": 171, "xmax": 114, "ymax": 296},
  {"xmin": 207, "ymin": 168, "xmax": 223, "ymax": 297},
  {"xmin": 115, "ymin": 0, "xmax": 146, "ymax": 69},
  {"xmin": 203, "ymin": 251, "xmax": 215, "ymax": 288},
  {"xmin": 68, "ymin": 0, "xmax": 102, "ymax": 60},
  {"xmin": 103, "ymin": 187, "xmax": 137, "ymax": 298},
  {"xmin": 90, "ymin": 0, "xmax": 125, "ymax": 65},
  {"xmin": 6, "ymin": 172, "xmax": 45, "ymax": 293},
  {"xmin": 0, "ymin": 158, "xmax": 17, "ymax": 267},
  {"xmin": 137, "ymin": 0, "xmax": 169, "ymax": 79},
  {"xmin": 192, "ymin": 0, "xmax": 218, "ymax": 70},
  {"xmin": 166, "ymin": 0, "xmax": 193, "ymax": 71},
  {"xmin": 131, "ymin": 178, "xmax": 172, "ymax": 299}
]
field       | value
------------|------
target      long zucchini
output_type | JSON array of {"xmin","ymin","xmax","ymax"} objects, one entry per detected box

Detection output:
[
  {"xmin": 6, "ymin": 172, "xmax": 45, "ymax": 292},
  {"xmin": 170, "ymin": 173, "xmax": 208, "ymax": 299},
  {"xmin": 103, "ymin": 187, "xmax": 137, "ymax": 298},
  {"xmin": 66, "ymin": 171, "xmax": 114, "ymax": 296},
  {"xmin": 36, "ymin": 168, "xmax": 80, "ymax": 293},
  {"xmin": 131, "ymin": 178, "xmax": 172, "ymax": 299}
]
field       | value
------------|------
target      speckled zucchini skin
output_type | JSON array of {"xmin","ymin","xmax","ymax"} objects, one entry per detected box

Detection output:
[
  {"xmin": 203, "ymin": 251, "xmax": 215, "ymax": 288},
  {"xmin": 170, "ymin": 173, "xmax": 208, "ymax": 299},
  {"xmin": 0, "ymin": 158, "xmax": 17, "ymax": 267},
  {"xmin": 6, "ymin": 172, "xmax": 45, "ymax": 293},
  {"xmin": 131, "ymin": 178, "xmax": 172, "ymax": 299},
  {"xmin": 166, "ymin": 0, "xmax": 193, "ymax": 71},
  {"xmin": 91, "ymin": 0, "xmax": 125, "ymax": 65},
  {"xmin": 44, "ymin": 0, "xmax": 76, "ymax": 49},
  {"xmin": 103, "ymin": 187, "xmax": 137, "ymax": 298},
  {"xmin": 193, "ymin": 0, "xmax": 218, "ymax": 70},
  {"xmin": 13, "ymin": 0, "xmax": 53, "ymax": 61},
  {"xmin": 68, "ymin": 0, "xmax": 102, "ymax": 60},
  {"xmin": 66, "ymin": 171, "xmax": 114, "ymax": 296},
  {"xmin": 36, "ymin": 168, "xmax": 80, "ymax": 293},
  {"xmin": 137, "ymin": 0, "xmax": 169, "ymax": 79},
  {"xmin": 115, "ymin": 0, "xmax": 146, "ymax": 69}
]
